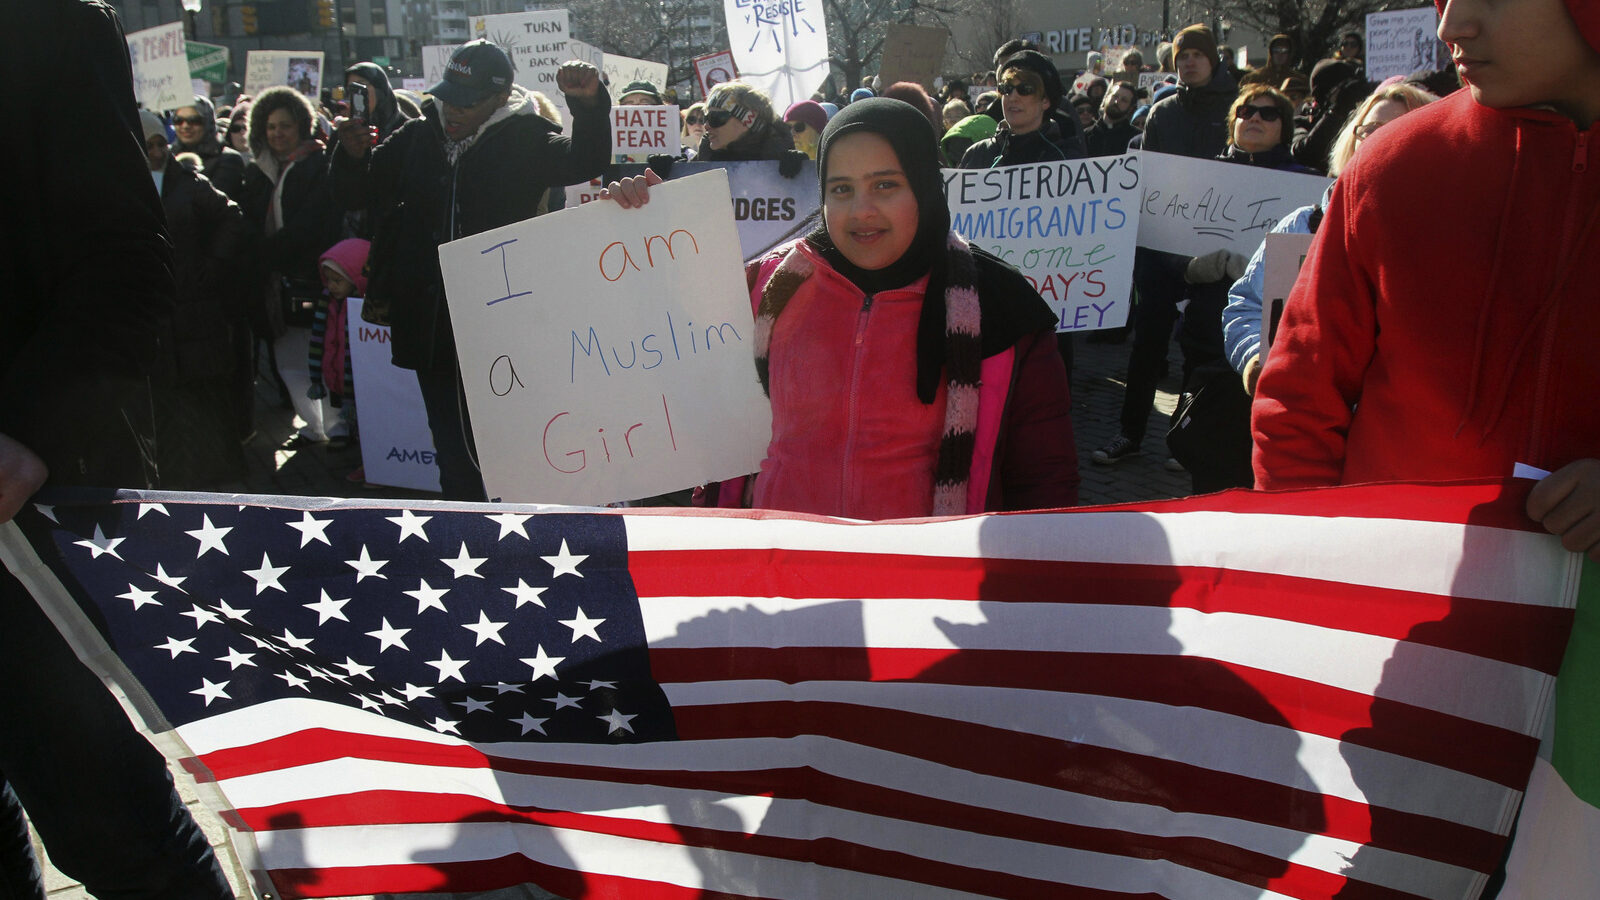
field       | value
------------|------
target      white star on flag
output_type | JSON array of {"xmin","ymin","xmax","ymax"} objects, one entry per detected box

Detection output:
[
  {"xmin": 304, "ymin": 589, "xmax": 352, "ymax": 625},
  {"xmin": 598, "ymin": 708, "xmax": 636, "ymax": 734},
  {"xmin": 404, "ymin": 579, "xmax": 449, "ymax": 614},
  {"xmin": 354, "ymin": 694, "xmax": 386, "ymax": 712},
  {"xmin": 462, "ymin": 610, "xmax": 509, "ymax": 646},
  {"xmin": 152, "ymin": 564, "xmax": 187, "ymax": 590},
  {"xmin": 180, "ymin": 604, "xmax": 223, "ymax": 629},
  {"xmin": 337, "ymin": 657, "xmax": 376, "ymax": 679},
  {"xmin": 117, "ymin": 584, "xmax": 160, "ymax": 610},
  {"xmin": 216, "ymin": 648, "xmax": 257, "ymax": 670},
  {"xmin": 365, "ymin": 618, "xmax": 412, "ymax": 652},
  {"xmin": 486, "ymin": 512, "xmax": 532, "ymax": 540},
  {"xmin": 586, "ymin": 679, "xmax": 618, "ymax": 691},
  {"xmin": 559, "ymin": 606, "xmax": 605, "ymax": 643},
  {"xmin": 513, "ymin": 713, "xmax": 549, "ymax": 735},
  {"xmin": 155, "ymin": 636, "xmax": 197, "ymax": 658},
  {"xmin": 345, "ymin": 545, "xmax": 390, "ymax": 581},
  {"xmin": 520, "ymin": 645, "xmax": 565, "ymax": 681},
  {"xmin": 191, "ymin": 678, "xmax": 231, "ymax": 706},
  {"xmin": 135, "ymin": 502, "xmax": 168, "ymax": 519},
  {"xmin": 275, "ymin": 628, "xmax": 314, "ymax": 652},
  {"xmin": 542, "ymin": 539, "xmax": 587, "ymax": 578},
  {"xmin": 243, "ymin": 553, "xmax": 289, "ymax": 594},
  {"xmin": 184, "ymin": 515, "xmax": 232, "ymax": 557},
  {"xmin": 287, "ymin": 511, "xmax": 333, "ymax": 547},
  {"xmin": 502, "ymin": 579, "xmax": 547, "ymax": 608},
  {"xmin": 34, "ymin": 504, "xmax": 58, "ymax": 522},
  {"xmin": 456, "ymin": 696, "xmax": 493, "ymax": 714},
  {"xmin": 546, "ymin": 692, "xmax": 582, "ymax": 710},
  {"xmin": 427, "ymin": 650, "xmax": 470, "ymax": 683},
  {"xmin": 492, "ymin": 682, "xmax": 526, "ymax": 695},
  {"xmin": 398, "ymin": 683, "xmax": 434, "ymax": 701},
  {"xmin": 275, "ymin": 670, "xmax": 310, "ymax": 691},
  {"xmin": 429, "ymin": 718, "xmax": 461, "ymax": 735},
  {"xmin": 385, "ymin": 509, "xmax": 432, "ymax": 543},
  {"xmin": 74, "ymin": 525, "xmax": 124, "ymax": 560},
  {"xmin": 212, "ymin": 598, "xmax": 251, "ymax": 622},
  {"xmin": 442, "ymin": 543, "xmax": 487, "ymax": 579}
]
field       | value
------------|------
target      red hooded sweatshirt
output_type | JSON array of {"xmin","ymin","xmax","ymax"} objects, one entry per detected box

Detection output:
[{"xmin": 1252, "ymin": 5, "xmax": 1600, "ymax": 489}]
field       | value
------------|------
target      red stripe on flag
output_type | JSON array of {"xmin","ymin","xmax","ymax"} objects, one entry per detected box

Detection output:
[
  {"xmin": 241, "ymin": 791, "xmax": 1422, "ymax": 900},
  {"xmin": 650, "ymin": 647, "xmax": 1542, "ymax": 787},
  {"xmin": 628, "ymin": 553, "xmax": 1571, "ymax": 673},
  {"xmin": 266, "ymin": 855, "xmax": 764, "ymax": 899}
]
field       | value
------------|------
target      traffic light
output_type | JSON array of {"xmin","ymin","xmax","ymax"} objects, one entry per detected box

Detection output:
[
  {"xmin": 316, "ymin": 0, "xmax": 335, "ymax": 29},
  {"xmin": 240, "ymin": 3, "xmax": 258, "ymax": 33}
]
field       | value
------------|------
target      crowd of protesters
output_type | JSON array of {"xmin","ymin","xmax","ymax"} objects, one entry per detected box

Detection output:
[{"xmin": 2, "ymin": 0, "xmax": 1598, "ymax": 893}]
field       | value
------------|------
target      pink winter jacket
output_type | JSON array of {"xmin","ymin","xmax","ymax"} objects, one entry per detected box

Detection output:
[{"xmin": 737, "ymin": 239, "xmax": 1078, "ymax": 518}]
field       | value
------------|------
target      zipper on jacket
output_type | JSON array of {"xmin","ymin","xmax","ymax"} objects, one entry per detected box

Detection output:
[
  {"xmin": 842, "ymin": 292, "xmax": 875, "ymax": 509},
  {"xmin": 1575, "ymin": 131, "xmax": 1589, "ymax": 173}
]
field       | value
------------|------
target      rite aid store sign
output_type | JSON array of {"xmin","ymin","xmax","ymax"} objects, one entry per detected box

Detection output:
[{"xmin": 1023, "ymin": 24, "xmax": 1166, "ymax": 53}]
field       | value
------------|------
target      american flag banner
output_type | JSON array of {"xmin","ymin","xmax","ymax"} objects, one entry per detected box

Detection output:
[{"xmin": 0, "ymin": 480, "xmax": 1581, "ymax": 900}]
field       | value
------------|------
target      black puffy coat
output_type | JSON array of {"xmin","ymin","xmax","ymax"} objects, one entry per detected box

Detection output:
[
  {"xmin": 332, "ymin": 87, "xmax": 612, "ymax": 371},
  {"xmin": 1084, "ymin": 116, "xmax": 1140, "ymax": 157},
  {"xmin": 957, "ymin": 116, "xmax": 1083, "ymax": 168},
  {"xmin": 1140, "ymin": 66, "xmax": 1239, "ymax": 159},
  {"xmin": 159, "ymin": 159, "xmax": 248, "ymax": 378},
  {"xmin": 241, "ymin": 142, "xmax": 341, "ymax": 292}
]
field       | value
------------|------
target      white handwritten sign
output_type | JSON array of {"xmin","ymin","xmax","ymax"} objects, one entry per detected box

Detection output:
[
  {"xmin": 439, "ymin": 170, "xmax": 772, "ymax": 505},
  {"xmin": 566, "ymin": 160, "xmax": 820, "ymax": 264},
  {"xmin": 347, "ymin": 299, "xmax": 441, "ymax": 493},
  {"xmin": 1137, "ymin": 71, "xmax": 1172, "ymax": 95},
  {"xmin": 1136, "ymin": 152, "xmax": 1331, "ymax": 257},
  {"xmin": 1260, "ymin": 231, "xmax": 1316, "ymax": 366},
  {"xmin": 126, "ymin": 22, "xmax": 190, "ymax": 111},
  {"xmin": 244, "ymin": 50, "xmax": 324, "ymax": 101},
  {"xmin": 611, "ymin": 104, "xmax": 681, "ymax": 162},
  {"xmin": 421, "ymin": 44, "xmax": 457, "ymax": 88},
  {"xmin": 693, "ymin": 50, "xmax": 738, "ymax": 99},
  {"xmin": 1366, "ymin": 6, "xmax": 1443, "ymax": 82},
  {"xmin": 603, "ymin": 53, "xmax": 670, "ymax": 103},
  {"xmin": 471, "ymin": 9, "xmax": 571, "ymax": 120},
  {"xmin": 943, "ymin": 157, "xmax": 1142, "ymax": 332},
  {"xmin": 401, "ymin": 77, "xmax": 426, "ymax": 93},
  {"xmin": 722, "ymin": 0, "xmax": 830, "ymax": 111}
]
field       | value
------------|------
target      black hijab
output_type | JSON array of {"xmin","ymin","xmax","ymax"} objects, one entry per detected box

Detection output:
[{"xmin": 806, "ymin": 97, "xmax": 953, "ymax": 401}]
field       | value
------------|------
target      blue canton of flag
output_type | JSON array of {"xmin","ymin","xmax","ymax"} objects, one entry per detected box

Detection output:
[{"xmin": 21, "ymin": 497, "xmax": 675, "ymax": 744}]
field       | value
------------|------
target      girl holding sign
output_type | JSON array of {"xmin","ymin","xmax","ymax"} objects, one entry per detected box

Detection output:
[{"xmin": 604, "ymin": 98, "xmax": 1078, "ymax": 518}]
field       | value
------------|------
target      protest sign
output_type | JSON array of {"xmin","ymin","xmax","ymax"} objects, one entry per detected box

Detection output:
[
  {"xmin": 1138, "ymin": 71, "xmax": 1173, "ymax": 95},
  {"xmin": 471, "ymin": 10, "xmax": 572, "ymax": 120},
  {"xmin": 244, "ymin": 50, "xmax": 324, "ymax": 101},
  {"xmin": 438, "ymin": 170, "xmax": 772, "ymax": 505},
  {"xmin": 603, "ymin": 53, "xmax": 670, "ymax": 102},
  {"xmin": 186, "ymin": 40, "xmax": 229, "ymax": 84},
  {"xmin": 1136, "ymin": 152, "xmax": 1331, "ymax": 257},
  {"xmin": 1366, "ymin": 6, "xmax": 1443, "ymax": 82},
  {"xmin": 126, "ymin": 22, "xmax": 189, "ymax": 111},
  {"xmin": 1259, "ymin": 232, "xmax": 1316, "ymax": 365},
  {"xmin": 401, "ymin": 77, "xmax": 426, "ymax": 93},
  {"xmin": 567, "ymin": 38, "xmax": 605, "ymax": 70},
  {"xmin": 347, "ymin": 299, "xmax": 441, "ymax": 493},
  {"xmin": 692, "ymin": 49, "xmax": 738, "ymax": 99},
  {"xmin": 421, "ymin": 44, "xmax": 456, "ymax": 87},
  {"xmin": 878, "ymin": 24, "xmax": 949, "ymax": 88},
  {"xmin": 943, "ymin": 157, "xmax": 1142, "ymax": 332},
  {"xmin": 566, "ymin": 160, "xmax": 819, "ymax": 264},
  {"xmin": 722, "ymin": 0, "xmax": 830, "ymax": 111},
  {"xmin": 610, "ymin": 105, "xmax": 681, "ymax": 163}
]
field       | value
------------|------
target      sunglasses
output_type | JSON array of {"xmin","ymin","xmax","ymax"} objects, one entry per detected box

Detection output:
[
  {"xmin": 997, "ymin": 81, "xmax": 1039, "ymax": 97},
  {"xmin": 1235, "ymin": 104, "xmax": 1283, "ymax": 122},
  {"xmin": 790, "ymin": 120, "xmax": 810, "ymax": 134},
  {"xmin": 173, "ymin": 115, "xmax": 205, "ymax": 126},
  {"xmin": 705, "ymin": 110, "xmax": 734, "ymax": 127},
  {"xmin": 686, "ymin": 114, "xmax": 705, "ymax": 125}
]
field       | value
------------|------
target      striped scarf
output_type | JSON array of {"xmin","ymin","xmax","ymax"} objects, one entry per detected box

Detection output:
[{"xmin": 753, "ymin": 233, "xmax": 983, "ymax": 516}]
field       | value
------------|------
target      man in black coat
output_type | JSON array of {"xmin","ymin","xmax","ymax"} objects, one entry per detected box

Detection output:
[
  {"xmin": 333, "ymin": 40, "xmax": 611, "ymax": 501},
  {"xmin": 1094, "ymin": 23, "xmax": 1240, "ymax": 466},
  {"xmin": 0, "ymin": 2, "xmax": 237, "ymax": 897}
]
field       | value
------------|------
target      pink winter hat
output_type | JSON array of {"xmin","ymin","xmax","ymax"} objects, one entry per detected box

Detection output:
[{"xmin": 319, "ymin": 238, "xmax": 370, "ymax": 297}]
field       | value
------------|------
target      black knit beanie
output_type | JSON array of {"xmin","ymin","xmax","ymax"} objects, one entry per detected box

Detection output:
[{"xmin": 998, "ymin": 50, "xmax": 1065, "ymax": 105}]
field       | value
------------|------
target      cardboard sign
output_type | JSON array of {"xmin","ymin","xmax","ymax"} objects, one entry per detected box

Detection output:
[
  {"xmin": 1366, "ymin": 6, "xmax": 1443, "ymax": 82},
  {"xmin": 603, "ymin": 53, "xmax": 670, "ymax": 103},
  {"xmin": 438, "ymin": 170, "xmax": 772, "ymax": 505},
  {"xmin": 347, "ymin": 299, "xmax": 441, "ymax": 493},
  {"xmin": 126, "ymin": 22, "xmax": 190, "ymax": 111},
  {"xmin": 244, "ymin": 50, "xmax": 324, "ymax": 101},
  {"xmin": 565, "ymin": 160, "xmax": 820, "ymax": 264},
  {"xmin": 421, "ymin": 44, "xmax": 457, "ymax": 88},
  {"xmin": 943, "ymin": 156, "xmax": 1143, "ymax": 333},
  {"xmin": 470, "ymin": 10, "xmax": 572, "ymax": 120},
  {"xmin": 1259, "ymin": 232, "xmax": 1316, "ymax": 365},
  {"xmin": 878, "ymin": 24, "xmax": 949, "ymax": 88},
  {"xmin": 186, "ymin": 40, "xmax": 229, "ymax": 84},
  {"xmin": 693, "ymin": 50, "xmax": 738, "ymax": 99},
  {"xmin": 722, "ymin": 0, "xmax": 830, "ymax": 111},
  {"xmin": 1136, "ymin": 152, "xmax": 1331, "ymax": 257},
  {"xmin": 611, "ymin": 105, "xmax": 681, "ymax": 163}
]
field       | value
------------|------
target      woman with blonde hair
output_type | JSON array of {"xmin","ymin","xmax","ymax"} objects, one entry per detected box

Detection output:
[{"xmin": 1224, "ymin": 81, "xmax": 1438, "ymax": 394}]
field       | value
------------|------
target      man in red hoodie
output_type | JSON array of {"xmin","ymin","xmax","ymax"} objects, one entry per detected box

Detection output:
[{"xmin": 1252, "ymin": 0, "xmax": 1600, "ymax": 558}]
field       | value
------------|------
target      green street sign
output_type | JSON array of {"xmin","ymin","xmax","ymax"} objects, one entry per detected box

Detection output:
[{"xmin": 187, "ymin": 40, "xmax": 230, "ymax": 82}]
